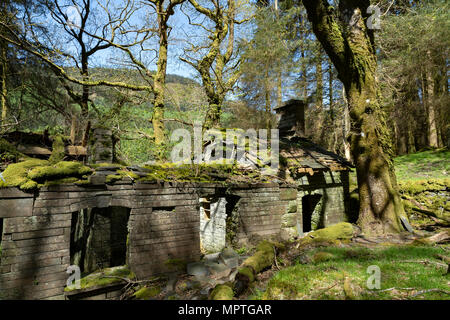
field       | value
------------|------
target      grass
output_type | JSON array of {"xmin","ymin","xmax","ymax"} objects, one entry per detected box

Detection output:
[
  {"xmin": 349, "ymin": 148, "xmax": 450, "ymax": 192},
  {"xmin": 256, "ymin": 245, "xmax": 449, "ymax": 300},
  {"xmin": 394, "ymin": 148, "xmax": 450, "ymax": 181}
]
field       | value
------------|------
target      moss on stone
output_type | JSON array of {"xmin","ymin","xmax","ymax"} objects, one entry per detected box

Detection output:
[
  {"xmin": 0, "ymin": 159, "xmax": 95, "ymax": 190},
  {"xmin": 0, "ymin": 159, "xmax": 49, "ymax": 188},
  {"xmin": 139, "ymin": 163, "xmax": 272, "ymax": 184},
  {"xmin": 64, "ymin": 265, "xmax": 135, "ymax": 292},
  {"xmin": 133, "ymin": 285, "xmax": 161, "ymax": 299},
  {"xmin": 164, "ymin": 258, "xmax": 187, "ymax": 272},
  {"xmin": 299, "ymin": 222, "xmax": 355, "ymax": 246},
  {"xmin": 398, "ymin": 178, "xmax": 449, "ymax": 195},
  {"xmin": 44, "ymin": 177, "xmax": 79, "ymax": 186},
  {"xmin": 209, "ymin": 283, "xmax": 234, "ymax": 300},
  {"xmin": 27, "ymin": 161, "xmax": 92, "ymax": 182}
]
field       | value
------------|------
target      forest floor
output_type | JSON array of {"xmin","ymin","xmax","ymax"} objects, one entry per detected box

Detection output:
[
  {"xmin": 241, "ymin": 148, "xmax": 449, "ymax": 300},
  {"xmin": 244, "ymin": 242, "xmax": 450, "ymax": 300}
]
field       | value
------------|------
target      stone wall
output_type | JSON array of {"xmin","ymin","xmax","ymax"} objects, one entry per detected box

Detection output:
[
  {"xmin": 280, "ymin": 170, "xmax": 349, "ymax": 239},
  {"xmin": 0, "ymin": 172, "xmax": 349, "ymax": 300},
  {"xmin": 0, "ymin": 181, "xmax": 291, "ymax": 300}
]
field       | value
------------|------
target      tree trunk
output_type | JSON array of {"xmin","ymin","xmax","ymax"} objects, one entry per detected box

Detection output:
[
  {"xmin": 342, "ymin": 87, "xmax": 351, "ymax": 161},
  {"xmin": 70, "ymin": 113, "xmax": 77, "ymax": 145},
  {"xmin": 152, "ymin": 3, "xmax": 169, "ymax": 145},
  {"xmin": 277, "ymin": 69, "xmax": 282, "ymax": 108},
  {"xmin": 299, "ymin": 11, "xmax": 308, "ymax": 99},
  {"xmin": 203, "ymin": 95, "xmax": 222, "ymax": 130},
  {"xmin": 316, "ymin": 45, "xmax": 323, "ymax": 109},
  {"xmin": 264, "ymin": 68, "xmax": 271, "ymax": 132},
  {"xmin": 303, "ymin": 0, "xmax": 407, "ymax": 235},
  {"xmin": 425, "ymin": 66, "xmax": 438, "ymax": 148}
]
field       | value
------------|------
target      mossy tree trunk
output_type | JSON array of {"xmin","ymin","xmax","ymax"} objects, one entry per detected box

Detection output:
[
  {"xmin": 152, "ymin": 0, "xmax": 169, "ymax": 145},
  {"xmin": 303, "ymin": 0, "xmax": 407, "ymax": 235}
]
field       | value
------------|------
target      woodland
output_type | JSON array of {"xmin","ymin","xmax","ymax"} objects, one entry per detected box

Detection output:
[{"xmin": 0, "ymin": 0, "xmax": 448, "ymax": 300}]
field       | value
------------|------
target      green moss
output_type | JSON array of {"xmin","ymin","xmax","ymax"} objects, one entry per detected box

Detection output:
[
  {"xmin": 139, "ymin": 163, "xmax": 272, "ymax": 184},
  {"xmin": 0, "ymin": 159, "xmax": 49, "ymax": 188},
  {"xmin": 209, "ymin": 283, "xmax": 234, "ymax": 300},
  {"xmin": 20, "ymin": 180, "xmax": 39, "ymax": 190},
  {"xmin": 311, "ymin": 252, "xmax": 334, "ymax": 263},
  {"xmin": 0, "ymin": 138, "xmax": 25, "ymax": 162},
  {"xmin": 133, "ymin": 285, "xmax": 161, "ymax": 299},
  {"xmin": 105, "ymin": 174, "xmax": 122, "ymax": 183},
  {"xmin": 105, "ymin": 169, "xmax": 139, "ymax": 183},
  {"xmin": 263, "ymin": 245, "xmax": 450, "ymax": 300},
  {"xmin": 238, "ymin": 240, "xmax": 276, "ymax": 283},
  {"xmin": 398, "ymin": 178, "xmax": 449, "ymax": 195},
  {"xmin": 64, "ymin": 265, "xmax": 135, "ymax": 292},
  {"xmin": 28, "ymin": 161, "xmax": 92, "ymax": 182},
  {"xmin": 299, "ymin": 222, "xmax": 355, "ymax": 246},
  {"xmin": 237, "ymin": 266, "xmax": 255, "ymax": 283},
  {"xmin": 49, "ymin": 135, "xmax": 66, "ymax": 164},
  {"xmin": 164, "ymin": 258, "xmax": 187, "ymax": 272},
  {"xmin": 44, "ymin": 177, "xmax": 79, "ymax": 186}
]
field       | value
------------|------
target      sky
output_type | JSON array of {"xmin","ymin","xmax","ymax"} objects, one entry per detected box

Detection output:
[{"xmin": 38, "ymin": 0, "xmax": 202, "ymax": 80}]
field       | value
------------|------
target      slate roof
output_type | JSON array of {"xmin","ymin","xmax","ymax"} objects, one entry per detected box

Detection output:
[{"xmin": 279, "ymin": 137, "xmax": 352, "ymax": 174}]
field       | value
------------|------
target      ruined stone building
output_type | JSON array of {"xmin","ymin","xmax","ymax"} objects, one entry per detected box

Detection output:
[{"xmin": 0, "ymin": 100, "xmax": 351, "ymax": 299}]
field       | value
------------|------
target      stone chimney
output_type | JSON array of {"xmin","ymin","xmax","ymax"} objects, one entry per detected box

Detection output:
[{"xmin": 274, "ymin": 99, "xmax": 306, "ymax": 139}]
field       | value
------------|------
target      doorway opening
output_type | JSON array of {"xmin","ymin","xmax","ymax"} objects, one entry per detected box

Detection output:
[
  {"xmin": 70, "ymin": 207, "xmax": 130, "ymax": 274},
  {"xmin": 302, "ymin": 194, "xmax": 323, "ymax": 233}
]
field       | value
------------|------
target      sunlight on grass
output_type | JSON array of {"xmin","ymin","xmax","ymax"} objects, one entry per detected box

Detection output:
[
  {"xmin": 258, "ymin": 245, "xmax": 449, "ymax": 300},
  {"xmin": 394, "ymin": 148, "xmax": 450, "ymax": 181}
]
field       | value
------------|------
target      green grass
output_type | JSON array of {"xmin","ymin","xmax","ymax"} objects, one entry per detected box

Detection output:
[
  {"xmin": 259, "ymin": 245, "xmax": 449, "ymax": 300},
  {"xmin": 349, "ymin": 148, "xmax": 450, "ymax": 192},
  {"xmin": 394, "ymin": 148, "xmax": 449, "ymax": 181}
]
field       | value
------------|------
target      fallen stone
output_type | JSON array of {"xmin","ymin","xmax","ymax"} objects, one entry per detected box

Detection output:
[
  {"xmin": 219, "ymin": 247, "xmax": 240, "ymax": 268},
  {"xmin": 187, "ymin": 262, "xmax": 210, "ymax": 278},
  {"xmin": 203, "ymin": 252, "xmax": 220, "ymax": 262},
  {"xmin": 206, "ymin": 262, "xmax": 232, "ymax": 279}
]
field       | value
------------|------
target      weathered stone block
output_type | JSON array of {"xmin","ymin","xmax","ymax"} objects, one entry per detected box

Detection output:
[
  {"xmin": 0, "ymin": 198, "xmax": 34, "ymax": 218},
  {"xmin": 281, "ymin": 212, "xmax": 298, "ymax": 228},
  {"xmin": 288, "ymin": 200, "xmax": 297, "ymax": 213},
  {"xmin": 279, "ymin": 188, "xmax": 297, "ymax": 200}
]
